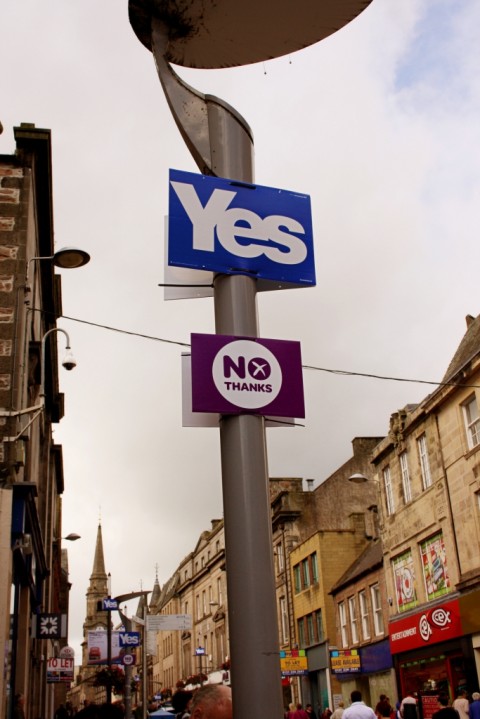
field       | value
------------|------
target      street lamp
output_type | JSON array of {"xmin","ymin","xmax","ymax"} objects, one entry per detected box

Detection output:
[
  {"xmin": 26, "ymin": 246, "xmax": 90, "ymax": 282},
  {"xmin": 63, "ymin": 533, "xmax": 81, "ymax": 542}
]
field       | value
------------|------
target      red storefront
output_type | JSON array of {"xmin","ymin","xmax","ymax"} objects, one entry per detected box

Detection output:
[{"xmin": 389, "ymin": 597, "xmax": 478, "ymax": 716}]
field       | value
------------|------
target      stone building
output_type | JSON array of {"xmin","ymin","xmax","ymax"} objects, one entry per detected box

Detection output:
[
  {"xmin": 371, "ymin": 313, "xmax": 480, "ymax": 711},
  {"xmin": 330, "ymin": 540, "xmax": 394, "ymax": 707},
  {"xmin": 0, "ymin": 124, "xmax": 84, "ymax": 719}
]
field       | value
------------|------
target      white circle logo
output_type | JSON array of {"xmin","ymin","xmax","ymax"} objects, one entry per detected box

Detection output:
[{"xmin": 212, "ymin": 340, "xmax": 282, "ymax": 409}]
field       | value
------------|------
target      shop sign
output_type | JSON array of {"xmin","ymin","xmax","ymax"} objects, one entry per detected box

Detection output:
[
  {"xmin": 389, "ymin": 598, "xmax": 462, "ymax": 654},
  {"xmin": 280, "ymin": 649, "xmax": 308, "ymax": 676},
  {"xmin": 421, "ymin": 694, "xmax": 441, "ymax": 719},
  {"xmin": 330, "ymin": 649, "xmax": 361, "ymax": 674}
]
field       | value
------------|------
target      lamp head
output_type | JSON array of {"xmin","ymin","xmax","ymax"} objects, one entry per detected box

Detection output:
[
  {"xmin": 348, "ymin": 473, "xmax": 369, "ymax": 484},
  {"xmin": 64, "ymin": 533, "xmax": 81, "ymax": 542},
  {"xmin": 53, "ymin": 247, "xmax": 90, "ymax": 269}
]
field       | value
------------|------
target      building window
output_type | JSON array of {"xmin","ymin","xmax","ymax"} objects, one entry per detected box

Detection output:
[
  {"xmin": 293, "ymin": 552, "xmax": 318, "ymax": 592},
  {"xmin": 417, "ymin": 434, "xmax": 432, "ymax": 489},
  {"xmin": 315, "ymin": 610, "xmax": 323, "ymax": 642},
  {"xmin": 383, "ymin": 466, "xmax": 395, "ymax": 515},
  {"xmin": 202, "ymin": 590, "xmax": 207, "ymax": 616},
  {"xmin": 217, "ymin": 577, "xmax": 223, "ymax": 606},
  {"xmin": 294, "ymin": 564, "xmax": 301, "ymax": 593},
  {"xmin": 399, "ymin": 451, "xmax": 412, "ymax": 504},
  {"xmin": 348, "ymin": 596, "xmax": 358, "ymax": 644},
  {"xmin": 196, "ymin": 595, "xmax": 200, "ymax": 620},
  {"xmin": 297, "ymin": 617, "xmax": 306, "ymax": 648},
  {"xmin": 463, "ymin": 395, "xmax": 480, "ymax": 450},
  {"xmin": 359, "ymin": 590, "xmax": 370, "ymax": 640},
  {"xmin": 392, "ymin": 550, "xmax": 417, "ymax": 613},
  {"xmin": 302, "ymin": 558, "xmax": 310, "ymax": 587},
  {"xmin": 276, "ymin": 541, "xmax": 285, "ymax": 573},
  {"xmin": 339, "ymin": 601, "xmax": 348, "ymax": 648},
  {"xmin": 279, "ymin": 596, "xmax": 289, "ymax": 644},
  {"xmin": 419, "ymin": 533, "xmax": 451, "ymax": 600},
  {"xmin": 370, "ymin": 584, "xmax": 384, "ymax": 636}
]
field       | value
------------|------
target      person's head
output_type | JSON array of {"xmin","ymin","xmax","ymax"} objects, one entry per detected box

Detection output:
[
  {"xmin": 380, "ymin": 696, "xmax": 387, "ymax": 702},
  {"xmin": 190, "ymin": 685, "xmax": 232, "ymax": 719},
  {"xmin": 351, "ymin": 692, "xmax": 362, "ymax": 704},
  {"xmin": 472, "ymin": 693, "xmax": 480, "ymax": 702},
  {"xmin": 289, "ymin": 703, "xmax": 296, "ymax": 712},
  {"xmin": 457, "ymin": 691, "xmax": 467, "ymax": 698},
  {"xmin": 438, "ymin": 696, "xmax": 449, "ymax": 708},
  {"xmin": 338, "ymin": 702, "xmax": 345, "ymax": 709},
  {"xmin": 172, "ymin": 690, "xmax": 193, "ymax": 714},
  {"xmin": 306, "ymin": 706, "xmax": 314, "ymax": 713}
]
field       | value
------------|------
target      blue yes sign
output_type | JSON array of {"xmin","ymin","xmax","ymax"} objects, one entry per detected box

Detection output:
[{"xmin": 168, "ymin": 169, "xmax": 315, "ymax": 286}]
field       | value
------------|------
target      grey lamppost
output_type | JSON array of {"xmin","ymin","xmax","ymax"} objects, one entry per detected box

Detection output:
[{"xmin": 128, "ymin": 3, "xmax": 374, "ymax": 717}]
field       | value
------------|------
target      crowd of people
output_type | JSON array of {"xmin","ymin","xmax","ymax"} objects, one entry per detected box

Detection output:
[
  {"xmin": 52, "ymin": 686, "xmax": 480, "ymax": 719},
  {"xmin": 306, "ymin": 688, "xmax": 480, "ymax": 719}
]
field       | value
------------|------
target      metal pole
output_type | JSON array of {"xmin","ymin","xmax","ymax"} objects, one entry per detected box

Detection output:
[
  {"xmin": 211, "ymin": 111, "xmax": 284, "ymax": 719},
  {"xmin": 106, "ymin": 605, "xmax": 112, "ymax": 706},
  {"xmin": 142, "ymin": 607, "xmax": 148, "ymax": 719}
]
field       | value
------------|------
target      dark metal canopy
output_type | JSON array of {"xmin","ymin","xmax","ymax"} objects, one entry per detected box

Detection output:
[{"xmin": 129, "ymin": 0, "xmax": 373, "ymax": 69}]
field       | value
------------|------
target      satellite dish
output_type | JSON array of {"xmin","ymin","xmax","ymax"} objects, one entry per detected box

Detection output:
[{"xmin": 129, "ymin": 0, "xmax": 374, "ymax": 69}]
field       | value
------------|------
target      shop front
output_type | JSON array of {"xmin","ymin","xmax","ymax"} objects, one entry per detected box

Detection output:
[
  {"xmin": 330, "ymin": 640, "xmax": 395, "ymax": 707},
  {"xmin": 389, "ymin": 596, "xmax": 478, "ymax": 716}
]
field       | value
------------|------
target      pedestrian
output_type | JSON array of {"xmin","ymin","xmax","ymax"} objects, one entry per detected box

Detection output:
[
  {"xmin": 332, "ymin": 702, "xmax": 345, "ymax": 719},
  {"xmin": 432, "ymin": 694, "xmax": 460, "ymax": 719},
  {"xmin": 56, "ymin": 705, "xmax": 69, "ymax": 719},
  {"xmin": 306, "ymin": 704, "xmax": 318, "ymax": 719},
  {"xmin": 286, "ymin": 703, "xmax": 297, "ymax": 719},
  {"xmin": 292, "ymin": 704, "xmax": 310, "ymax": 719},
  {"xmin": 376, "ymin": 696, "xmax": 393, "ymax": 719},
  {"xmin": 400, "ymin": 694, "xmax": 418, "ymax": 719},
  {"xmin": 172, "ymin": 689, "xmax": 194, "ymax": 719},
  {"xmin": 343, "ymin": 691, "xmax": 376, "ymax": 719},
  {"xmin": 469, "ymin": 693, "xmax": 480, "ymax": 719},
  {"xmin": 189, "ymin": 685, "xmax": 232, "ymax": 719},
  {"xmin": 13, "ymin": 694, "xmax": 26, "ymax": 719},
  {"xmin": 453, "ymin": 691, "xmax": 470, "ymax": 719}
]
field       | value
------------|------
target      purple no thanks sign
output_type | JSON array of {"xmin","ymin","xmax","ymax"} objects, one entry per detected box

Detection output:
[{"xmin": 191, "ymin": 333, "xmax": 305, "ymax": 418}]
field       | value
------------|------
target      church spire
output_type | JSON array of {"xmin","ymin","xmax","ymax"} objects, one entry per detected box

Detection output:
[{"xmin": 91, "ymin": 523, "xmax": 107, "ymax": 580}]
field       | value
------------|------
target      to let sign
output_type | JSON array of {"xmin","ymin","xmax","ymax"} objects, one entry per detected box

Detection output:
[
  {"xmin": 168, "ymin": 169, "xmax": 315, "ymax": 286},
  {"xmin": 46, "ymin": 657, "xmax": 74, "ymax": 683},
  {"xmin": 191, "ymin": 333, "xmax": 305, "ymax": 418},
  {"xmin": 280, "ymin": 649, "xmax": 308, "ymax": 676}
]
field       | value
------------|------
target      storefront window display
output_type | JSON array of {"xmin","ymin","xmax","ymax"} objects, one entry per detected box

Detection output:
[
  {"xmin": 399, "ymin": 652, "xmax": 468, "ymax": 714},
  {"xmin": 419, "ymin": 534, "xmax": 450, "ymax": 601},
  {"xmin": 392, "ymin": 550, "xmax": 418, "ymax": 613}
]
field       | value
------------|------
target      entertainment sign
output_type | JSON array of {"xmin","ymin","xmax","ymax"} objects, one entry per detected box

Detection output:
[
  {"xmin": 191, "ymin": 333, "xmax": 305, "ymax": 418},
  {"xmin": 168, "ymin": 169, "xmax": 315, "ymax": 286},
  {"xmin": 389, "ymin": 598, "xmax": 462, "ymax": 654}
]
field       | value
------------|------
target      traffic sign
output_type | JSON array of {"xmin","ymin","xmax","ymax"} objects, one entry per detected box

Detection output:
[{"xmin": 122, "ymin": 653, "xmax": 135, "ymax": 666}]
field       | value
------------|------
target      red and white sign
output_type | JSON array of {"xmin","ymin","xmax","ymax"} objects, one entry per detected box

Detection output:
[
  {"xmin": 46, "ymin": 657, "xmax": 74, "ymax": 683},
  {"xmin": 389, "ymin": 598, "xmax": 462, "ymax": 654}
]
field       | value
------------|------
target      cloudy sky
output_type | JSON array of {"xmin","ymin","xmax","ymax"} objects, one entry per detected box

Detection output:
[{"xmin": 2, "ymin": 0, "xmax": 480, "ymax": 660}]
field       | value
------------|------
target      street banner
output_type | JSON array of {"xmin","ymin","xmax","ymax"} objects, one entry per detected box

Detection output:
[
  {"xmin": 87, "ymin": 630, "xmax": 125, "ymax": 665},
  {"xmin": 168, "ymin": 169, "xmax": 315, "ymax": 286},
  {"xmin": 191, "ymin": 334, "xmax": 305, "ymax": 418}
]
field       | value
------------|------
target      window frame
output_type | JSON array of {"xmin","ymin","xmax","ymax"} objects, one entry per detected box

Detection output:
[
  {"xmin": 339, "ymin": 601, "xmax": 348, "ymax": 648},
  {"xmin": 463, "ymin": 394, "xmax": 480, "ymax": 450},
  {"xmin": 399, "ymin": 451, "xmax": 412, "ymax": 504},
  {"xmin": 371, "ymin": 584, "xmax": 384, "ymax": 636},
  {"xmin": 359, "ymin": 590, "xmax": 370, "ymax": 640},
  {"xmin": 348, "ymin": 596, "xmax": 358, "ymax": 644},
  {"xmin": 417, "ymin": 434, "xmax": 432, "ymax": 489},
  {"xmin": 383, "ymin": 465, "xmax": 395, "ymax": 515},
  {"xmin": 279, "ymin": 596, "xmax": 289, "ymax": 644}
]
